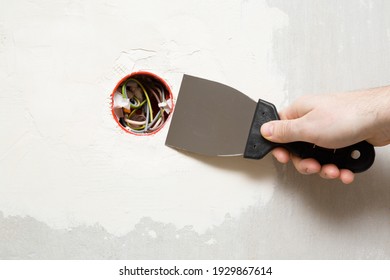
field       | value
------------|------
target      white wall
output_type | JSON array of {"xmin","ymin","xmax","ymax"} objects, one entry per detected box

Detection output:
[{"xmin": 0, "ymin": 0, "xmax": 389, "ymax": 259}]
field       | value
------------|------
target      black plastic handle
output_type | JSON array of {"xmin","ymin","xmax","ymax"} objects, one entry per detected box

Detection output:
[{"xmin": 243, "ymin": 99, "xmax": 375, "ymax": 173}]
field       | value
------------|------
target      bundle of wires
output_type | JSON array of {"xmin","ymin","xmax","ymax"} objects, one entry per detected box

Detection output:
[{"xmin": 116, "ymin": 75, "xmax": 170, "ymax": 134}]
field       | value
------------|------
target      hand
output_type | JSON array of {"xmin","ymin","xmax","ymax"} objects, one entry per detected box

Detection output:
[{"xmin": 260, "ymin": 87, "xmax": 390, "ymax": 184}]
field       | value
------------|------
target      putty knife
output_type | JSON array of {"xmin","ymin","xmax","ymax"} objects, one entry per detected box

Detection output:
[{"xmin": 165, "ymin": 75, "xmax": 375, "ymax": 173}]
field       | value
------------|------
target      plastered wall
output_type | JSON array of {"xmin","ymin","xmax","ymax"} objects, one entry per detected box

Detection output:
[{"xmin": 0, "ymin": 0, "xmax": 389, "ymax": 259}]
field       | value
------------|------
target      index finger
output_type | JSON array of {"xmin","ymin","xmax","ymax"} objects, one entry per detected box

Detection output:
[{"xmin": 278, "ymin": 96, "xmax": 316, "ymax": 120}]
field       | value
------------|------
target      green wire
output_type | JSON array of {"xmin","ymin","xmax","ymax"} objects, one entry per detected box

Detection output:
[
  {"xmin": 128, "ymin": 105, "xmax": 142, "ymax": 119},
  {"xmin": 125, "ymin": 105, "xmax": 147, "ymax": 131},
  {"xmin": 130, "ymin": 99, "xmax": 146, "ymax": 109},
  {"xmin": 131, "ymin": 125, "xmax": 146, "ymax": 130},
  {"xmin": 121, "ymin": 82, "xmax": 128, "ymax": 99},
  {"xmin": 122, "ymin": 78, "xmax": 154, "ymax": 122},
  {"xmin": 121, "ymin": 80, "xmax": 149, "ymax": 111},
  {"xmin": 120, "ymin": 76, "xmax": 169, "ymax": 133},
  {"xmin": 130, "ymin": 96, "xmax": 140, "ymax": 107}
]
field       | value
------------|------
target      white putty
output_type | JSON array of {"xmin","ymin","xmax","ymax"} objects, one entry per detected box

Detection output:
[
  {"xmin": 0, "ymin": 0, "xmax": 288, "ymax": 235},
  {"xmin": 148, "ymin": 230, "xmax": 157, "ymax": 239},
  {"xmin": 205, "ymin": 238, "xmax": 217, "ymax": 245}
]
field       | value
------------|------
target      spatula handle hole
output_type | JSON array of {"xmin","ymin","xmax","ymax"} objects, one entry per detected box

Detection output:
[{"xmin": 351, "ymin": 150, "xmax": 361, "ymax": 160}]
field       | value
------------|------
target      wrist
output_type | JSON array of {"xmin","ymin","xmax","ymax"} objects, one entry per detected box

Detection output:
[
  {"xmin": 374, "ymin": 86, "xmax": 390, "ymax": 127},
  {"xmin": 366, "ymin": 86, "xmax": 390, "ymax": 145}
]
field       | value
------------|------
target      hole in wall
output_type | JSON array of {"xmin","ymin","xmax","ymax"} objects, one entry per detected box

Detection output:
[{"xmin": 111, "ymin": 71, "xmax": 174, "ymax": 135}]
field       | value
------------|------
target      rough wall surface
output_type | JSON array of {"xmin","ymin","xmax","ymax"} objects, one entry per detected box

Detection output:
[{"xmin": 0, "ymin": 0, "xmax": 389, "ymax": 259}]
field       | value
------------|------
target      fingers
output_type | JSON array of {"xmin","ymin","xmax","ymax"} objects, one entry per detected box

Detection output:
[
  {"xmin": 319, "ymin": 164, "xmax": 340, "ymax": 179},
  {"xmin": 290, "ymin": 154, "xmax": 321, "ymax": 174},
  {"xmin": 261, "ymin": 96, "xmax": 316, "ymax": 144},
  {"xmin": 279, "ymin": 96, "xmax": 314, "ymax": 120},
  {"xmin": 271, "ymin": 148, "xmax": 290, "ymax": 164},
  {"xmin": 319, "ymin": 165, "xmax": 355, "ymax": 184},
  {"xmin": 271, "ymin": 148, "xmax": 355, "ymax": 184},
  {"xmin": 263, "ymin": 94, "xmax": 358, "ymax": 184},
  {"xmin": 339, "ymin": 169, "xmax": 355, "ymax": 184},
  {"xmin": 261, "ymin": 120, "xmax": 303, "ymax": 143}
]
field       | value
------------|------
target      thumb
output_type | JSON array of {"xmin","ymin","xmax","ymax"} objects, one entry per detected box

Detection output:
[{"xmin": 260, "ymin": 119, "xmax": 303, "ymax": 143}]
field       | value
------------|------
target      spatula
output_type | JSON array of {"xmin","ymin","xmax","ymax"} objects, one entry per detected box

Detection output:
[{"xmin": 165, "ymin": 75, "xmax": 375, "ymax": 173}]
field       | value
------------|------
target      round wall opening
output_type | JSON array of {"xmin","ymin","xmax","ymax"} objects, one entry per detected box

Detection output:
[{"xmin": 111, "ymin": 71, "xmax": 174, "ymax": 135}]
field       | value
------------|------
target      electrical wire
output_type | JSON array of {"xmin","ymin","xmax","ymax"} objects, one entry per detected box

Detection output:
[
  {"xmin": 143, "ymin": 103, "xmax": 149, "ymax": 132},
  {"xmin": 118, "ymin": 75, "xmax": 170, "ymax": 134}
]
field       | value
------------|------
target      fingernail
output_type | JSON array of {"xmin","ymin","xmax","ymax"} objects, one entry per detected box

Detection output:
[{"xmin": 261, "ymin": 123, "xmax": 273, "ymax": 138}]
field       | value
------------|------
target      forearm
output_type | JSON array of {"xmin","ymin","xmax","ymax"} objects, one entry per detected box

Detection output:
[
  {"xmin": 375, "ymin": 86, "xmax": 390, "ymax": 127},
  {"xmin": 365, "ymin": 85, "xmax": 390, "ymax": 146}
]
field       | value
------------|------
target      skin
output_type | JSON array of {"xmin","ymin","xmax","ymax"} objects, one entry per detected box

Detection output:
[{"xmin": 260, "ymin": 86, "xmax": 390, "ymax": 184}]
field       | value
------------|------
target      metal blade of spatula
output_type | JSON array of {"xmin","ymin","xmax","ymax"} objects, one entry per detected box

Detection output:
[
  {"xmin": 165, "ymin": 74, "xmax": 376, "ymax": 173},
  {"xmin": 166, "ymin": 74, "xmax": 256, "ymax": 156}
]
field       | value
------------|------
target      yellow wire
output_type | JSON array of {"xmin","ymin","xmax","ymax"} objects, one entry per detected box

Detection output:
[{"xmin": 125, "ymin": 78, "xmax": 154, "ymax": 122}]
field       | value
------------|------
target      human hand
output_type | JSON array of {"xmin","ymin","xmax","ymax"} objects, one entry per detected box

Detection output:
[{"xmin": 260, "ymin": 87, "xmax": 390, "ymax": 184}]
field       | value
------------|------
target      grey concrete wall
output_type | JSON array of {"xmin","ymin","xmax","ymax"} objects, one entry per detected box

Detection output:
[{"xmin": 0, "ymin": 0, "xmax": 389, "ymax": 259}]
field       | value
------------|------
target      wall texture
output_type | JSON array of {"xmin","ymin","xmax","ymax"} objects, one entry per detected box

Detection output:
[{"xmin": 0, "ymin": 0, "xmax": 389, "ymax": 259}]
